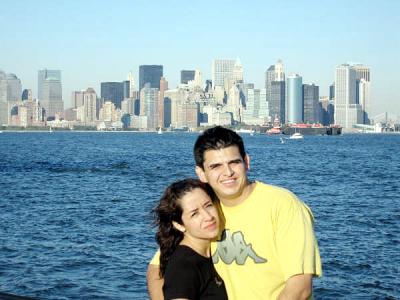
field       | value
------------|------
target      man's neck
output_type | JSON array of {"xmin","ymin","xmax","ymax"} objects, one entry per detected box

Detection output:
[{"xmin": 219, "ymin": 181, "xmax": 256, "ymax": 207}]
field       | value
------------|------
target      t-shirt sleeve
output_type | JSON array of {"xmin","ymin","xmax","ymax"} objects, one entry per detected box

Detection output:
[
  {"xmin": 163, "ymin": 258, "xmax": 200, "ymax": 300},
  {"xmin": 150, "ymin": 249, "xmax": 160, "ymax": 265},
  {"xmin": 275, "ymin": 191, "xmax": 322, "ymax": 280}
]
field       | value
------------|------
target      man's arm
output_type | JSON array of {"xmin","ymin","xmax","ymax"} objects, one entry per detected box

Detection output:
[
  {"xmin": 277, "ymin": 274, "xmax": 313, "ymax": 300},
  {"xmin": 146, "ymin": 264, "xmax": 164, "ymax": 300}
]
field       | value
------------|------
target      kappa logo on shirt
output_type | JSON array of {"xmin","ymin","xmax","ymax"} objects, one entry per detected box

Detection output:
[{"xmin": 212, "ymin": 229, "xmax": 267, "ymax": 265}]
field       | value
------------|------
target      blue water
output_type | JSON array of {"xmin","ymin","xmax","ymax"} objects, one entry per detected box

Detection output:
[{"xmin": 0, "ymin": 132, "xmax": 399, "ymax": 299}]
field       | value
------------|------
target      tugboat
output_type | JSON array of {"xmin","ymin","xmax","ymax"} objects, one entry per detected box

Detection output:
[{"xmin": 267, "ymin": 116, "xmax": 282, "ymax": 135}]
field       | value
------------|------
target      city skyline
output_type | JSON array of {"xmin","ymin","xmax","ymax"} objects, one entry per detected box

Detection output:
[{"xmin": 1, "ymin": 1, "xmax": 399, "ymax": 117}]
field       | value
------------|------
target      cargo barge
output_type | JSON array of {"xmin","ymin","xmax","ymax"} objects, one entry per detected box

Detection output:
[{"xmin": 281, "ymin": 124, "xmax": 342, "ymax": 135}]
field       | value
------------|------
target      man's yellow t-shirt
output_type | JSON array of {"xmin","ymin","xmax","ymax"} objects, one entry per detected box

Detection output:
[{"xmin": 151, "ymin": 181, "xmax": 322, "ymax": 299}]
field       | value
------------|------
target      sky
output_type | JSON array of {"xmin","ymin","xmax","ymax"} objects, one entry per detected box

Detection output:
[{"xmin": 1, "ymin": 0, "xmax": 399, "ymax": 118}]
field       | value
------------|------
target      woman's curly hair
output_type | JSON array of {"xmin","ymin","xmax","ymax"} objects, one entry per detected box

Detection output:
[{"xmin": 153, "ymin": 178, "xmax": 216, "ymax": 277}]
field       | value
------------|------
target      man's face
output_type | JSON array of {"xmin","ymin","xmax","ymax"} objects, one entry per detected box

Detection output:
[{"xmin": 195, "ymin": 146, "xmax": 249, "ymax": 205}]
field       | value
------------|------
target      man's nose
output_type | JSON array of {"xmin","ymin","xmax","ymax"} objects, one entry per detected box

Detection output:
[{"xmin": 223, "ymin": 164, "xmax": 234, "ymax": 176}]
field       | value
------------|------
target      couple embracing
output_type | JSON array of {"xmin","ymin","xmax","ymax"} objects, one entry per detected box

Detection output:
[{"xmin": 148, "ymin": 126, "xmax": 322, "ymax": 300}]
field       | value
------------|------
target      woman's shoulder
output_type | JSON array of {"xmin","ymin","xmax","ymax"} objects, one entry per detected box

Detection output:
[{"xmin": 167, "ymin": 245, "xmax": 208, "ymax": 270}]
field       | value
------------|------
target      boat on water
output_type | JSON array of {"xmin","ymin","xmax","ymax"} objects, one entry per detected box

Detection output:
[
  {"xmin": 236, "ymin": 128, "xmax": 255, "ymax": 134},
  {"xmin": 266, "ymin": 116, "xmax": 282, "ymax": 135},
  {"xmin": 157, "ymin": 127, "xmax": 163, "ymax": 134},
  {"xmin": 289, "ymin": 132, "xmax": 304, "ymax": 139},
  {"xmin": 267, "ymin": 127, "xmax": 281, "ymax": 135}
]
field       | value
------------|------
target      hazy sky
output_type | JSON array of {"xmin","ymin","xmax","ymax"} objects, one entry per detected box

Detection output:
[{"xmin": 1, "ymin": 0, "xmax": 399, "ymax": 117}]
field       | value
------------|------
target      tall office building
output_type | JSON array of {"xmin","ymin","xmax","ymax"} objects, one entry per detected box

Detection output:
[
  {"xmin": 6, "ymin": 73, "xmax": 22, "ymax": 102},
  {"xmin": 286, "ymin": 74, "xmax": 303, "ymax": 124},
  {"xmin": 334, "ymin": 64, "xmax": 363, "ymax": 128},
  {"xmin": 181, "ymin": 70, "xmax": 195, "ymax": 84},
  {"xmin": 212, "ymin": 59, "xmax": 236, "ymax": 92},
  {"xmin": 193, "ymin": 69, "xmax": 203, "ymax": 88},
  {"xmin": 303, "ymin": 84, "xmax": 319, "ymax": 123},
  {"xmin": 38, "ymin": 69, "xmax": 61, "ymax": 101},
  {"xmin": 329, "ymin": 83, "xmax": 335, "ymax": 101},
  {"xmin": 353, "ymin": 64, "xmax": 371, "ymax": 124},
  {"xmin": 227, "ymin": 85, "xmax": 242, "ymax": 123},
  {"xmin": 22, "ymin": 89, "xmax": 32, "ymax": 101},
  {"xmin": 38, "ymin": 69, "xmax": 63, "ymax": 119},
  {"xmin": 0, "ymin": 70, "xmax": 8, "ymax": 125},
  {"xmin": 101, "ymin": 82, "xmax": 124, "ymax": 109},
  {"xmin": 140, "ymin": 83, "xmax": 159, "ymax": 129},
  {"xmin": 274, "ymin": 60, "xmax": 285, "ymax": 81},
  {"xmin": 265, "ymin": 65, "xmax": 275, "ymax": 91},
  {"xmin": 270, "ymin": 81, "xmax": 286, "ymax": 123},
  {"xmin": 139, "ymin": 65, "xmax": 163, "ymax": 90},
  {"xmin": 242, "ymin": 88, "xmax": 268, "ymax": 125},
  {"xmin": 76, "ymin": 88, "xmax": 97, "ymax": 124},
  {"xmin": 127, "ymin": 71, "xmax": 136, "ymax": 97},
  {"xmin": 319, "ymin": 96, "xmax": 334, "ymax": 125},
  {"xmin": 233, "ymin": 58, "xmax": 244, "ymax": 84},
  {"xmin": 159, "ymin": 77, "xmax": 168, "ymax": 128},
  {"xmin": 266, "ymin": 60, "xmax": 285, "ymax": 123},
  {"xmin": 72, "ymin": 91, "xmax": 84, "ymax": 108}
]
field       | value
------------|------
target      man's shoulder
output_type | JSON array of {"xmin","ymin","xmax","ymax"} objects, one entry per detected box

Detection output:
[
  {"xmin": 255, "ymin": 181, "xmax": 296, "ymax": 198},
  {"xmin": 254, "ymin": 181, "xmax": 312, "ymax": 215}
]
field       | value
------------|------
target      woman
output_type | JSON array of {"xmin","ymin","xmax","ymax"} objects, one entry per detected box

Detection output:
[{"xmin": 154, "ymin": 178, "xmax": 228, "ymax": 300}]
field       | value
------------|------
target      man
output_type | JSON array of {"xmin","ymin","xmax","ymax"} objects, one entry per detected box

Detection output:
[{"xmin": 147, "ymin": 126, "xmax": 322, "ymax": 299}]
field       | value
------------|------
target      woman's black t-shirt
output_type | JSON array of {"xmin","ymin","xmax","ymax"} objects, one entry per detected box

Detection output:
[{"xmin": 163, "ymin": 245, "xmax": 228, "ymax": 300}]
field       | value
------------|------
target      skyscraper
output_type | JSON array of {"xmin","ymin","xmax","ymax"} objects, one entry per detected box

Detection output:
[
  {"xmin": 242, "ymin": 88, "xmax": 268, "ymax": 125},
  {"xmin": 22, "ymin": 89, "xmax": 32, "ymax": 101},
  {"xmin": 303, "ymin": 84, "xmax": 319, "ymax": 123},
  {"xmin": 266, "ymin": 60, "xmax": 285, "ymax": 123},
  {"xmin": 159, "ymin": 77, "xmax": 168, "ymax": 128},
  {"xmin": 127, "ymin": 71, "xmax": 136, "ymax": 97},
  {"xmin": 353, "ymin": 64, "xmax": 371, "ymax": 124},
  {"xmin": 6, "ymin": 73, "xmax": 22, "ymax": 102},
  {"xmin": 139, "ymin": 65, "xmax": 163, "ymax": 90},
  {"xmin": 140, "ymin": 83, "xmax": 159, "ymax": 129},
  {"xmin": 212, "ymin": 59, "xmax": 236, "ymax": 92},
  {"xmin": 38, "ymin": 69, "xmax": 64, "ymax": 118},
  {"xmin": 286, "ymin": 74, "xmax": 303, "ymax": 124},
  {"xmin": 0, "ymin": 70, "xmax": 8, "ymax": 125},
  {"xmin": 270, "ymin": 81, "xmax": 286, "ymax": 123},
  {"xmin": 38, "ymin": 69, "xmax": 61, "ymax": 101},
  {"xmin": 193, "ymin": 69, "xmax": 203, "ymax": 88},
  {"xmin": 334, "ymin": 64, "xmax": 363, "ymax": 128},
  {"xmin": 38, "ymin": 69, "xmax": 63, "ymax": 119},
  {"xmin": 181, "ymin": 70, "xmax": 195, "ymax": 84},
  {"xmin": 101, "ymin": 82, "xmax": 124, "ymax": 109},
  {"xmin": 227, "ymin": 85, "xmax": 242, "ymax": 123},
  {"xmin": 76, "ymin": 88, "xmax": 97, "ymax": 124},
  {"xmin": 233, "ymin": 58, "xmax": 243, "ymax": 84}
]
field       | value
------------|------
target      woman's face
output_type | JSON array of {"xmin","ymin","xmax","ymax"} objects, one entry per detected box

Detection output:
[{"xmin": 178, "ymin": 188, "xmax": 220, "ymax": 241}]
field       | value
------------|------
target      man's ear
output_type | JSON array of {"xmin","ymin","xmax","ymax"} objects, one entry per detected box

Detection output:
[
  {"xmin": 172, "ymin": 221, "xmax": 186, "ymax": 233},
  {"xmin": 195, "ymin": 166, "xmax": 208, "ymax": 183},
  {"xmin": 245, "ymin": 154, "xmax": 250, "ymax": 171}
]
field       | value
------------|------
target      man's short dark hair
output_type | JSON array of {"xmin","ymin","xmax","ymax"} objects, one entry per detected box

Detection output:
[{"xmin": 193, "ymin": 126, "xmax": 246, "ymax": 168}]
